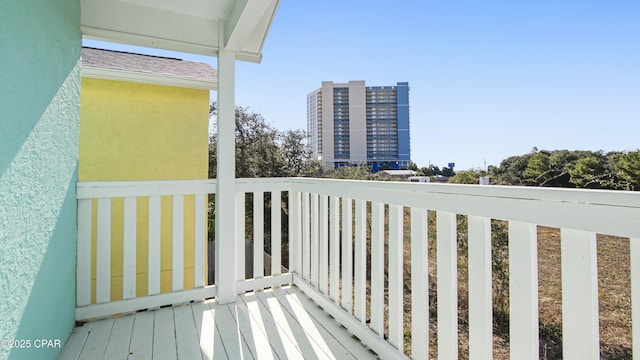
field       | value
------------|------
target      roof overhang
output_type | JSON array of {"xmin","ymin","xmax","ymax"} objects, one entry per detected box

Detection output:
[
  {"xmin": 80, "ymin": 0, "xmax": 279, "ymax": 63},
  {"xmin": 81, "ymin": 66, "xmax": 217, "ymax": 91}
]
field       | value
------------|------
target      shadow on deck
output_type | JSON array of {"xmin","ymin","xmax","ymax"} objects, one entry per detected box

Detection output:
[{"xmin": 58, "ymin": 286, "xmax": 378, "ymax": 360}]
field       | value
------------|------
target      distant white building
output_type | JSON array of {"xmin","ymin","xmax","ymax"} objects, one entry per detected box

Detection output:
[
  {"xmin": 408, "ymin": 176, "xmax": 431, "ymax": 183},
  {"xmin": 378, "ymin": 169, "xmax": 416, "ymax": 180}
]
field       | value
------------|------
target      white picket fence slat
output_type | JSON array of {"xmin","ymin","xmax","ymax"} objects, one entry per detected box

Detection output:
[
  {"xmin": 467, "ymin": 215, "xmax": 492, "ymax": 359},
  {"xmin": 172, "ymin": 195, "xmax": 184, "ymax": 291},
  {"xmin": 370, "ymin": 201, "xmax": 385, "ymax": 337},
  {"xmin": 561, "ymin": 228, "xmax": 600, "ymax": 359},
  {"xmin": 509, "ymin": 221, "xmax": 539, "ymax": 360},
  {"xmin": 410, "ymin": 207, "xmax": 429, "ymax": 360},
  {"xmin": 341, "ymin": 198, "xmax": 353, "ymax": 313},
  {"xmin": 437, "ymin": 211, "xmax": 458, "ymax": 359},
  {"xmin": 123, "ymin": 196, "xmax": 137, "ymax": 299},
  {"xmin": 354, "ymin": 199, "xmax": 367, "ymax": 324}
]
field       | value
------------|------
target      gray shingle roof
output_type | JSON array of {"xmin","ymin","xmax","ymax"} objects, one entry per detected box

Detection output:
[{"xmin": 81, "ymin": 47, "xmax": 217, "ymax": 83}]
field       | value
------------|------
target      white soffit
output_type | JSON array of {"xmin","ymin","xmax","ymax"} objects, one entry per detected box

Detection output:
[{"xmin": 80, "ymin": 0, "xmax": 279, "ymax": 63}]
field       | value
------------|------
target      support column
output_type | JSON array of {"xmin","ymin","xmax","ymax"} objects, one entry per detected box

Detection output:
[{"xmin": 215, "ymin": 46, "xmax": 236, "ymax": 304}]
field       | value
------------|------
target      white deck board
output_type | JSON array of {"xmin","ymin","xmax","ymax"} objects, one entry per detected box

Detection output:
[
  {"xmin": 269, "ymin": 287, "xmax": 345, "ymax": 359},
  {"xmin": 174, "ymin": 303, "xmax": 204, "ymax": 360},
  {"xmin": 128, "ymin": 311, "xmax": 154, "ymax": 359},
  {"xmin": 280, "ymin": 287, "xmax": 377, "ymax": 360},
  {"xmin": 214, "ymin": 304, "xmax": 255, "ymax": 360},
  {"xmin": 57, "ymin": 321, "xmax": 92, "ymax": 360},
  {"xmin": 191, "ymin": 300, "xmax": 227, "ymax": 360},
  {"xmin": 78, "ymin": 317, "xmax": 113, "ymax": 359},
  {"xmin": 59, "ymin": 286, "xmax": 378, "ymax": 360},
  {"xmin": 153, "ymin": 307, "xmax": 177, "ymax": 360},
  {"xmin": 240, "ymin": 292, "xmax": 305, "ymax": 359},
  {"xmin": 103, "ymin": 315, "xmax": 134, "ymax": 359},
  {"xmin": 255, "ymin": 290, "xmax": 329, "ymax": 360},
  {"xmin": 230, "ymin": 294, "xmax": 278, "ymax": 360}
]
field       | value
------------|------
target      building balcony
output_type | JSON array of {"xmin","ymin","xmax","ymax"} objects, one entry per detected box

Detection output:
[{"xmin": 59, "ymin": 178, "xmax": 640, "ymax": 359}]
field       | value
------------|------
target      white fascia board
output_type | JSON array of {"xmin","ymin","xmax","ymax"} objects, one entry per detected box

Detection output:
[
  {"xmin": 222, "ymin": 0, "xmax": 278, "ymax": 63},
  {"xmin": 81, "ymin": 66, "xmax": 217, "ymax": 90},
  {"xmin": 235, "ymin": 50, "xmax": 262, "ymax": 63}
]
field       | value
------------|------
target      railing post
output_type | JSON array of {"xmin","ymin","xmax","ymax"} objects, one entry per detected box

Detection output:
[
  {"xmin": 631, "ymin": 237, "xmax": 640, "ymax": 356},
  {"xmin": 341, "ymin": 198, "xmax": 353, "ymax": 313},
  {"xmin": 561, "ymin": 228, "xmax": 600, "ymax": 359},
  {"xmin": 411, "ymin": 207, "xmax": 429, "ymax": 360},
  {"xmin": 271, "ymin": 191, "xmax": 282, "ymax": 276},
  {"xmin": 123, "ymin": 197, "xmax": 137, "ymax": 299},
  {"xmin": 253, "ymin": 191, "xmax": 264, "ymax": 278},
  {"xmin": 371, "ymin": 202, "xmax": 385, "ymax": 336},
  {"xmin": 310, "ymin": 193, "xmax": 319, "ymax": 286},
  {"xmin": 172, "ymin": 195, "xmax": 185, "ymax": 291},
  {"xmin": 235, "ymin": 191, "xmax": 245, "ymax": 282},
  {"xmin": 388, "ymin": 204, "xmax": 404, "ymax": 349},
  {"xmin": 354, "ymin": 200, "xmax": 367, "ymax": 323},
  {"xmin": 632, "ymin": 238, "xmax": 640, "ymax": 355},
  {"xmin": 194, "ymin": 193, "xmax": 206, "ymax": 288},
  {"xmin": 319, "ymin": 195, "xmax": 329, "ymax": 294},
  {"xmin": 77, "ymin": 198, "xmax": 92, "ymax": 307},
  {"xmin": 302, "ymin": 192, "xmax": 311, "ymax": 280},
  {"xmin": 215, "ymin": 33, "xmax": 236, "ymax": 304},
  {"xmin": 437, "ymin": 211, "xmax": 458, "ymax": 359},
  {"xmin": 509, "ymin": 221, "xmax": 539, "ymax": 359},
  {"xmin": 468, "ymin": 215, "xmax": 492, "ymax": 359},
  {"xmin": 148, "ymin": 196, "xmax": 161, "ymax": 296},
  {"xmin": 96, "ymin": 198, "xmax": 112, "ymax": 303},
  {"xmin": 329, "ymin": 196, "xmax": 340, "ymax": 304},
  {"xmin": 288, "ymin": 189, "xmax": 301, "ymax": 274}
]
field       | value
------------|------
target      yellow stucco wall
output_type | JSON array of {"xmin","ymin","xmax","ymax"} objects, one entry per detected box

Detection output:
[{"xmin": 79, "ymin": 78, "xmax": 209, "ymax": 302}]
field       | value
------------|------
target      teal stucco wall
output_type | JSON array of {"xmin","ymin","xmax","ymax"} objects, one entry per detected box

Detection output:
[{"xmin": 0, "ymin": 0, "xmax": 81, "ymax": 359}]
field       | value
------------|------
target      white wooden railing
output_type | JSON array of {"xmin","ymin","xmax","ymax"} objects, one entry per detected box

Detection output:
[
  {"xmin": 234, "ymin": 178, "xmax": 294, "ymax": 293},
  {"xmin": 76, "ymin": 177, "xmax": 640, "ymax": 359},
  {"xmin": 287, "ymin": 178, "xmax": 640, "ymax": 360},
  {"xmin": 75, "ymin": 180, "xmax": 216, "ymax": 320},
  {"xmin": 75, "ymin": 178, "xmax": 297, "ymax": 321}
]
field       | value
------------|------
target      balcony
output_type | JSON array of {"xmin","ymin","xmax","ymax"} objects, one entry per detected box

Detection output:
[{"xmin": 59, "ymin": 178, "xmax": 640, "ymax": 359}]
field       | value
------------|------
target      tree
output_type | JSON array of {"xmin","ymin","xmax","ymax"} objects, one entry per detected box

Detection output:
[
  {"xmin": 568, "ymin": 155, "xmax": 617, "ymax": 189},
  {"xmin": 208, "ymin": 103, "xmax": 320, "ymax": 178},
  {"xmin": 521, "ymin": 149, "xmax": 585, "ymax": 187},
  {"xmin": 418, "ymin": 166, "xmax": 436, "ymax": 177},
  {"xmin": 523, "ymin": 151, "xmax": 552, "ymax": 186},
  {"xmin": 234, "ymin": 106, "xmax": 281, "ymax": 177},
  {"xmin": 615, "ymin": 150, "xmax": 640, "ymax": 190},
  {"xmin": 489, "ymin": 152, "xmax": 534, "ymax": 185},
  {"xmin": 488, "ymin": 148, "xmax": 640, "ymax": 190},
  {"xmin": 441, "ymin": 166, "xmax": 455, "ymax": 177},
  {"xmin": 322, "ymin": 165, "xmax": 376, "ymax": 180},
  {"xmin": 450, "ymin": 169, "xmax": 486, "ymax": 184},
  {"xmin": 209, "ymin": 103, "xmax": 282, "ymax": 178},
  {"xmin": 279, "ymin": 129, "xmax": 323, "ymax": 177}
]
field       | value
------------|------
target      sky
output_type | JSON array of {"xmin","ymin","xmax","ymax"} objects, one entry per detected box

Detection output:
[{"xmin": 84, "ymin": 1, "xmax": 640, "ymax": 171}]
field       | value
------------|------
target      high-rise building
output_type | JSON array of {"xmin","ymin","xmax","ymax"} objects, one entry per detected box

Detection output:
[{"xmin": 307, "ymin": 81, "xmax": 410, "ymax": 171}]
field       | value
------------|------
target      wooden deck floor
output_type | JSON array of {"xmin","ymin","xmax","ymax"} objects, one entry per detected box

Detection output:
[{"xmin": 58, "ymin": 286, "xmax": 378, "ymax": 360}]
